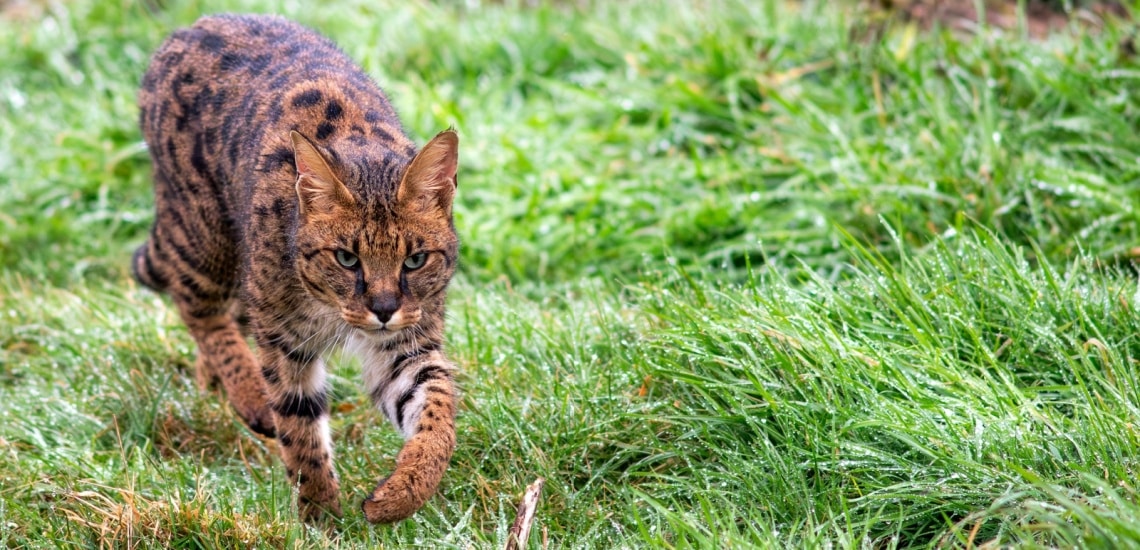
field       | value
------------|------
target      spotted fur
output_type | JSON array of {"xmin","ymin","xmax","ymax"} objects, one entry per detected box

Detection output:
[{"xmin": 133, "ymin": 14, "xmax": 459, "ymax": 523}]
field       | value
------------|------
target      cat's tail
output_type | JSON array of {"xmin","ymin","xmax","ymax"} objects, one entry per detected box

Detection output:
[
  {"xmin": 132, "ymin": 238, "xmax": 169, "ymax": 293},
  {"xmin": 362, "ymin": 363, "xmax": 457, "ymax": 523}
]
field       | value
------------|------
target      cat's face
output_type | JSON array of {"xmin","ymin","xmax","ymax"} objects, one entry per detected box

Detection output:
[{"xmin": 289, "ymin": 131, "xmax": 459, "ymax": 338}]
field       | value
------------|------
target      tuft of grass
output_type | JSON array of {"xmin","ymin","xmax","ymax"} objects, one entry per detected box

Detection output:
[
  {"xmin": 4, "ymin": 0, "xmax": 1140, "ymax": 547},
  {"xmin": 63, "ymin": 487, "xmax": 300, "ymax": 549}
]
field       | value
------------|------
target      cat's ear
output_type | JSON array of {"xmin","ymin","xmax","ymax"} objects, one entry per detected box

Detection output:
[
  {"xmin": 291, "ymin": 130, "xmax": 355, "ymax": 216},
  {"xmin": 397, "ymin": 129, "xmax": 458, "ymax": 214}
]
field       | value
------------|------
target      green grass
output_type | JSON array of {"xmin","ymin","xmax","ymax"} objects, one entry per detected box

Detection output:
[{"xmin": 3, "ymin": 0, "xmax": 1140, "ymax": 546}]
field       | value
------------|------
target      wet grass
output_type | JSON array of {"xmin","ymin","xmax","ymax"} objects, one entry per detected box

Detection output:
[{"xmin": 3, "ymin": 0, "xmax": 1140, "ymax": 547}]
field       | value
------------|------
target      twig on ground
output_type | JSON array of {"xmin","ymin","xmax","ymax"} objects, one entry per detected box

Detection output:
[{"xmin": 505, "ymin": 478, "xmax": 545, "ymax": 550}]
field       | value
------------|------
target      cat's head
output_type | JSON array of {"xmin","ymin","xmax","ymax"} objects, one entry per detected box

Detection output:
[{"xmin": 289, "ymin": 130, "xmax": 459, "ymax": 338}]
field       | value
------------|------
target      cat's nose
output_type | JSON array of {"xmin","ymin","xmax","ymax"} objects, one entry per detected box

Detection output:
[{"xmin": 370, "ymin": 294, "xmax": 401, "ymax": 324}]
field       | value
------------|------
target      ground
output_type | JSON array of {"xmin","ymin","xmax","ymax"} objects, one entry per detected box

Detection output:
[
  {"xmin": 2, "ymin": 0, "xmax": 1140, "ymax": 547},
  {"xmin": 881, "ymin": 0, "xmax": 1128, "ymax": 37}
]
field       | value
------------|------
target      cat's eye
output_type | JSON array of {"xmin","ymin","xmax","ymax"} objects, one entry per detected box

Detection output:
[
  {"xmin": 335, "ymin": 249, "xmax": 359, "ymax": 269},
  {"xmin": 403, "ymin": 253, "xmax": 427, "ymax": 271}
]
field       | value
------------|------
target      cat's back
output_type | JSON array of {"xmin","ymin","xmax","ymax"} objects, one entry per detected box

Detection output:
[
  {"xmin": 140, "ymin": 14, "xmax": 347, "ymax": 103},
  {"xmin": 139, "ymin": 14, "xmax": 408, "ymax": 185}
]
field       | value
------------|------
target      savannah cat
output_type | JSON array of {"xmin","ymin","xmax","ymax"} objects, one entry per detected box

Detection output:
[{"xmin": 131, "ymin": 14, "xmax": 460, "ymax": 523}]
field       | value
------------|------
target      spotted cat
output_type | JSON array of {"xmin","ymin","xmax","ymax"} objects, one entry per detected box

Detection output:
[{"xmin": 132, "ymin": 13, "xmax": 459, "ymax": 523}]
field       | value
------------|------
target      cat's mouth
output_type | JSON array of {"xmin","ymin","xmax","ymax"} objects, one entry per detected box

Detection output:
[
  {"xmin": 361, "ymin": 324, "xmax": 403, "ymax": 333},
  {"xmin": 355, "ymin": 322, "xmax": 413, "ymax": 344},
  {"xmin": 344, "ymin": 319, "xmax": 404, "ymax": 342},
  {"xmin": 340, "ymin": 308, "xmax": 421, "ymax": 335}
]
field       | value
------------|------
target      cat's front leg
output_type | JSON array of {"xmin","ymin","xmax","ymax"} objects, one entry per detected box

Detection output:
[
  {"xmin": 361, "ymin": 346, "xmax": 457, "ymax": 523},
  {"xmin": 258, "ymin": 337, "xmax": 342, "ymax": 521}
]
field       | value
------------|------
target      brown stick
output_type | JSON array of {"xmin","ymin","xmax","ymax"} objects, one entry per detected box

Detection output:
[{"xmin": 505, "ymin": 478, "xmax": 545, "ymax": 550}]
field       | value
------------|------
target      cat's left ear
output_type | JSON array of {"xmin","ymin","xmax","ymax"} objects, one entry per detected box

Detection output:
[{"xmin": 398, "ymin": 129, "xmax": 458, "ymax": 214}]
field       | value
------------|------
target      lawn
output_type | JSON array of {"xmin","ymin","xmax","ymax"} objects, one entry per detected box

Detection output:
[{"xmin": 3, "ymin": 0, "xmax": 1140, "ymax": 547}]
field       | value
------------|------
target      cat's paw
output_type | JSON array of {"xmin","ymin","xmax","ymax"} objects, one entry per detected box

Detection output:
[
  {"xmin": 300, "ymin": 494, "xmax": 343, "ymax": 523},
  {"xmin": 361, "ymin": 476, "xmax": 420, "ymax": 524},
  {"xmin": 236, "ymin": 404, "xmax": 277, "ymax": 438},
  {"xmin": 193, "ymin": 355, "xmax": 221, "ymax": 391}
]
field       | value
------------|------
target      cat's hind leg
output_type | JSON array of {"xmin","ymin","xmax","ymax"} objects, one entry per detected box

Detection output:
[
  {"xmin": 144, "ymin": 207, "xmax": 276, "ymax": 437},
  {"xmin": 181, "ymin": 310, "xmax": 276, "ymax": 437},
  {"xmin": 133, "ymin": 229, "xmax": 220, "ymax": 391}
]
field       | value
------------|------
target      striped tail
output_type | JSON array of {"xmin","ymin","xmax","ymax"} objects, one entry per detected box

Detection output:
[
  {"xmin": 131, "ymin": 239, "xmax": 169, "ymax": 292},
  {"xmin": 362, "ymin": 361, "xmax": 457, "ymax": 523}
]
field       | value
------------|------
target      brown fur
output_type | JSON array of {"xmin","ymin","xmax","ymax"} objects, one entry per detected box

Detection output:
[{"xmin": 133, "ymin": 14, "xmax": 460, "ymax": 523}]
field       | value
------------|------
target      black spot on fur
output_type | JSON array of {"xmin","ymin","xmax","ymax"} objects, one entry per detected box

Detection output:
[
  {"xmin": 262, "ymin": 146, "xmax": 294, "ymax": 172},
  {"xmin": 190, "ymin": 138, "xmax": 208, "ymax": 177},
  {"xmin": 248, "ymin": 54, "xmax": 272, "ymax": 75},
  {"xmin": 199, "ymin": 33, "xmax": 225, "ymax": 52},
  {"xmin": 292, "ymin": 89, "xmax": 323, "ymax": 108},
  {"xmin": 372, "ymin": 126, "xmax": 393, "ymax": 142},
  {"xmin": 325, "ymin": 100, "xmax": 343, "ymax": 121},
  {"xmin": 219, "ymin": 52, "xmax": 246, "ymax": 71},
  {"xmin": 394, "ymin": 366, "xmax": 448, "ymax": 429}
]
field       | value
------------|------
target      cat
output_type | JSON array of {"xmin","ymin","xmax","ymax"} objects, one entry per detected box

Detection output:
[{"xmin": 131, "ymin": 13, "xmax": 460, "ymax": 524}]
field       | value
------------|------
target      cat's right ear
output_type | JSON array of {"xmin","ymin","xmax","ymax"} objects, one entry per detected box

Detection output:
[{"xmin": 291, "ymin": 131, "xmax": 355, "ymax": 217}]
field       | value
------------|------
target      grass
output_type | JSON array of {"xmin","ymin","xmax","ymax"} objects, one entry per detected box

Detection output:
[{"xmin": 3, "ymin": 0, "xmax": 1140, "ymax": 546}]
